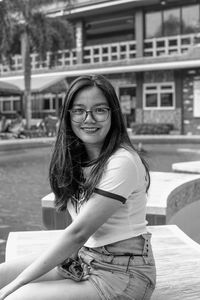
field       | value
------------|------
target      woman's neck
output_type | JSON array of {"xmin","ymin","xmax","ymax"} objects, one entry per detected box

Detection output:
[{"xmin": 84, "ymin": 143, "xmax": 101, "ymax": 161}]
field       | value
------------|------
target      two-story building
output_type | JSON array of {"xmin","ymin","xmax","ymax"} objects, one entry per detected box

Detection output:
[{"xmin": 1, "ymin": 0, "xmax": 200, "ymax": 134}]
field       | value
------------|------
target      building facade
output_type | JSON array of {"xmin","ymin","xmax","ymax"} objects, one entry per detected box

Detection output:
[{"xmin": 1, "ymin": 0, "xmax": 200, "ymax": 134}]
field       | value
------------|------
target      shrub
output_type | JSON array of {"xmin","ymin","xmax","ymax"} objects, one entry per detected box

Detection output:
[{"xmin": 130, "ymin": 123, "xmax": 173, "ymax": 135}]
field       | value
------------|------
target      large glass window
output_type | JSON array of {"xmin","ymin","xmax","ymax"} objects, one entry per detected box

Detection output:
[
  {"xmin": 143, "ymin": 83, "xmax": 175, "ymax": 109},
  {"xmin": 85, "ymin": 14, "xmax": 134, "ymax": 45},
  {"xmin": 163, "ymin": 8, "xmax": 181, "ymax": 36},
  {"xmin": 145, "ymin": 11, "xmax": 162, "ymax": 38},
  {"xmin": 182, "ymin": 5, "xmax": 200, "ymax": 34},
  {"xmin": 145, "ymin": 4, "xmax": 200, "ymax": 38}
]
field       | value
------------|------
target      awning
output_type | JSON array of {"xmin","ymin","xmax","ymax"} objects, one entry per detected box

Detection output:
[
  {"xmin": 0, "ymin": 81, "xmax": 22, "ymax": 96},
  {"xmin": 0, "ymin": 74, "xmax": 68, "ymax": 94}
]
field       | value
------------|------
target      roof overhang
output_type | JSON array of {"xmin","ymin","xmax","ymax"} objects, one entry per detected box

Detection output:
[
  {"xmin": 0, "ymin": 74, "xmax": 68, "ymax": 94},
  {"xmin": 47, "ymin": 0, "xmax": 183, "ymax": 18},
  {"xmin": 0, "ymin": 81, "xmax": 22, "ymax": 96}
]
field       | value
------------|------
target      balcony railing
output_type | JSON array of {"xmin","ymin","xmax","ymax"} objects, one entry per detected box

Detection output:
[
  {"xmin": 144, "ymin": 33, "xmax": 200, "ymax": 57},
  {"xmin": 0, "ymin": 40, "xmax": 136, "ymax": 75},
  {"xmin": 83, "ymin": 41, "xmax": 136, "ymax": 64},
  {"xmin": 0, "ymin": 33, "xmax": 199, "ymax": 75}
]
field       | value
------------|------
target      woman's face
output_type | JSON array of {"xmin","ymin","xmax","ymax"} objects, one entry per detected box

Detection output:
[{"xmin": 70, "ymin": 86, "xmax": 111, "ymax": 154}]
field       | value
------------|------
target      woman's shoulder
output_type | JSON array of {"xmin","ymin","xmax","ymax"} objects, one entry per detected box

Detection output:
[
  {"xmin": 107, "ymin": 146, "xmax": 141, "ymax": 169},
  {"xmin": 110, "ymin": 146, "xmax": 138, "ymax": 161}
]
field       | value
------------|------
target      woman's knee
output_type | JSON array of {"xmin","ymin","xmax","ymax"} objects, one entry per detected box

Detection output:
[{"xmin": 4, "ymin": 285, "xmax": 32, "ymax": 300}]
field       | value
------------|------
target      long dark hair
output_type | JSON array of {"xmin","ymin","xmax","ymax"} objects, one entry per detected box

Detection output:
[{"xmin": 49, "ymin": 74, "xmax": 150, "ymax": 211}]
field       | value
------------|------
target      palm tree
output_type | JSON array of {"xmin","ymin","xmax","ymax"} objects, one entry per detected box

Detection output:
[{"xmin": 0, "ymin": 0, "xmax": 74, "ymax": 129}]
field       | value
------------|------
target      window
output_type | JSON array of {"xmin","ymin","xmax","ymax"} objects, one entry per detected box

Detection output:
[
  {"xmin": 145, "ymin": 11, "xmax": 162, "ymax": 38},
  {"xmin": 0, "ymin": 97, "xmax": 21, "ymax": 112},
  {"xmin": 163, "ymin": 8, "xmax": 181, "ymax": 36},
  {"xmin": 85, "ymin": 14, "xmax": 134, "ymax": 45},
  {"xmin": 182, "ymin": 5, "xmax": 199, "ymax": 34},
  {"xmin": 3, "ymin": 101, "xmax": 11, "ymax": 112},
  {"xmin": 32, "ymin": 98, "xmax": 40, "ymax": 111},
  {"xmin": 43, "ymin": 98, "xmax": 50, "ymax": 110},
  {"xmin": 145, "ymin": 4, "xmax": 200, "ymax": 38},
  {"xmin": 13, "ymin": 100, "xmax": 21, "ymax": 111},
  {"xmin": 143, "ymin": 83, "xmax": 175, "ymax": 109}
]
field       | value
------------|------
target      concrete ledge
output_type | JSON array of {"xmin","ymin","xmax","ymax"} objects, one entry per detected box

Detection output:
[
  {"xmin": 172, "ymin": 161, "xmax": 200, "ymax": 174},
  {"xmin": 1, "ymin": 134, "xmax": 200, "ymax": 153},
  {"xmin": 130, "ymin": 134, "xmax": 200, "ymax": 144},
  {"xmin": 5, "ymin": 225, "xmax": 200, "ymax": 299},
  {"xmin": 41, "ymin": 171, "xmax": 200, "ymax": 231},
  {"xmin": 0, "ymin": 137, "xmax": 55, "ymax": 151}
]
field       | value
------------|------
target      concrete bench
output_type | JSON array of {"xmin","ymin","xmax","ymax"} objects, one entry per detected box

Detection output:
[
  {"xmin": 172, "ymin": 161, "xmax": 200, "ymax": 174},
  {"xmin": 5, "ymin": 225, "xmax": 200, "ymax": 299},
  {"xmin": 41, "ymin": 171, "xmax": 200, "ymax": 240}
]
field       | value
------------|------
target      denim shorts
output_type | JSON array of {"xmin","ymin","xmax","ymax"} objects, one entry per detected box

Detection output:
[{"xmin": 78, "ymin": 233, "xmax": 156, "ymax": 300}]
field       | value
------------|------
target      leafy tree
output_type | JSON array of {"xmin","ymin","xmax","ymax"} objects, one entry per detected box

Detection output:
[{"xmin": 0, "ymin": 0, "xmax": 74, "ymax": 128}]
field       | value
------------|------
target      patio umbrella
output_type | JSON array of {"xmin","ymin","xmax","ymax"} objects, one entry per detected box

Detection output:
[{"xmin": 0, "ymin": 81, "xmax": 22, "ymax": 95}]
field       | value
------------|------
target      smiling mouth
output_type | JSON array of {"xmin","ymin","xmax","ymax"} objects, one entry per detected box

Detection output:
[{"xmin": 81, "ymin": 127, "xmax": 99, "ymax": 133}]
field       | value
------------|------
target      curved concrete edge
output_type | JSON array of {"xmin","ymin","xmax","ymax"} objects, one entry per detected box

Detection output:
[
  {"xmin": 1, "ymin": 134, "xmax": 200, "ymax": 152},
  {"xmin": 172, "ymin": 161, "xmax": 200, "ymax": 174},
  {"xmin": 0, "ymin": 137, "xmax": 55, "ymax": 151},
  {"xmin": 166, "ymin": 176, "xmax": 200, "ymax": 223},
  {"xmin": 130, "ymin": 134, "xmax": 200, "ymax": 144}
]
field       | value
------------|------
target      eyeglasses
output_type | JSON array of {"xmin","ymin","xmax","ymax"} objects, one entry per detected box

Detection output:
[{"xmin": 68, "ymin": 107, "xmax": 110, "ymax": 123}]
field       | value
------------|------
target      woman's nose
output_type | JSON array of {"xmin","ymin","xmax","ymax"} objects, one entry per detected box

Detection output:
[{"xmin": 84, "ymin": 111, "xmax": 96, "ymax": 122}]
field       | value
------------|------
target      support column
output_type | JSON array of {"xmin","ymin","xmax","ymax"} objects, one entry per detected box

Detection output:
[
  {"xmin": 174, "ymin": 70, "xmax": 184, "ymax": 134},
  {"xmin": 135, "ymin": 10, "xmax": 144, "ymax": 58},
  {"xmin": 136, "ymin": 72, "xmax": 144, "ymax": 123},
  {"xmin": 75, "ymin": 21, "xmax": 84, "ymax": 64}
]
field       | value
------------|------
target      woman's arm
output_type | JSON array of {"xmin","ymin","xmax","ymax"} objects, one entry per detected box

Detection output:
[{"xmin": 0, "ymin": 194, "xmax": 122, "ymax": 299}]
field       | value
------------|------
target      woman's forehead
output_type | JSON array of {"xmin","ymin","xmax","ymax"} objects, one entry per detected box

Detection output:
[{"xmin": 72, "ymin": 86, "xmax": 108, "ymax": 106}]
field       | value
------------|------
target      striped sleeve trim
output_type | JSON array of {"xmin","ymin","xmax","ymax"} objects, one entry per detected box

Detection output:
[{"xmin": 94, "ymin": 188, "xmax": 127, "ymax": 204}]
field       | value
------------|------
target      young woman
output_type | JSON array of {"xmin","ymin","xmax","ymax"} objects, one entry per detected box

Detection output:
[{"xmin": 0, "ymin": 74, "xmax": 156, "ymax": 300}]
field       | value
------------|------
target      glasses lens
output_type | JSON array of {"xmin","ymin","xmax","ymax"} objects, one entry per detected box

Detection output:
[
  {"xmin": 92, "ymin": 108, "xmax": 109, "ymax": 122},
  {"xmin": 69, "ymin": 108, "xmax": 110, "ymax": 123},
  {"xmin": 70, "ymin": 109, "xmax": 86, "ymax": 123}
]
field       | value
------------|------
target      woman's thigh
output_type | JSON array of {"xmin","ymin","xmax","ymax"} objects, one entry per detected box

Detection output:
[{"xmin": 5, "ymin": 279, "xmax": 102, "ymax": 300}]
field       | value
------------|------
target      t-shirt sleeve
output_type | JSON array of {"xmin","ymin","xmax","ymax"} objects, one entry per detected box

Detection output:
[{"xmin": 95, "ymin": 152, "xmax": 141, "ymax": 202}]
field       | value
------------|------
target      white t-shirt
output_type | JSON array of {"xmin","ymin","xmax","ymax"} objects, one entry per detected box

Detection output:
[{"xmin": 67, "ymin": 147, "xmax": 149, "ymax": 248}]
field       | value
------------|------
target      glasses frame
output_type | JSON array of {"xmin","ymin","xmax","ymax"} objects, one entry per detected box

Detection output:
[{"xmin": 68, "ymin": 107, "xmax": 111, "ymax": 123}]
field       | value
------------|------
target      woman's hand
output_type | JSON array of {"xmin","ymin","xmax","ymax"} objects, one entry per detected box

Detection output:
[{"xmin": 0, "ymin": 279, "xmax": 23, "ymax": 300}]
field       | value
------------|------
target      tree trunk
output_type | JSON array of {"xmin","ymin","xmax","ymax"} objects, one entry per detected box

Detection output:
[
  {"xmin": 22, "ymin": 31, "xmax": 32, "ymax": 129},
  {"xmin": 21, "ymin": 1, "xmax": 32, "ymax": 130}
]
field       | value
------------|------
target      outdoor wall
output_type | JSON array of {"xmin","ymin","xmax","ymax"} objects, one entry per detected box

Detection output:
[
  {"xmin": 134, "ymin": 70, "xmax": 181, "ymax": 131},
  {"xmin": 106, "ymin": 73, "xmax": 136, "ymax": 89},
  {"xmin": 136, "ymin": 108, "xmax": 182, "ymax": 132},
  {"xmin": 182, "ymin": 69, "xmax": 200, "ymax": 135}
]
